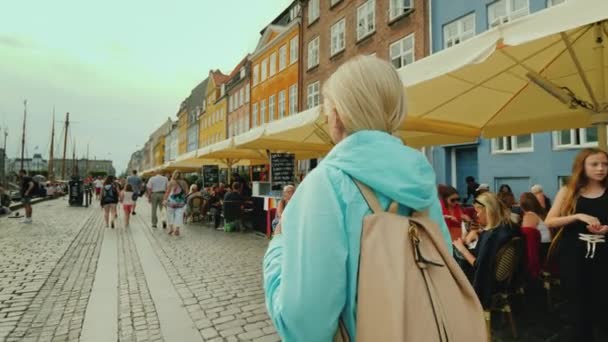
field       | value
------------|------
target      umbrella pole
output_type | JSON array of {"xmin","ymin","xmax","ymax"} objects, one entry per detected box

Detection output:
[{"xmin": 595, "ymin": 23, "xmax": 608, "ymax": 151}]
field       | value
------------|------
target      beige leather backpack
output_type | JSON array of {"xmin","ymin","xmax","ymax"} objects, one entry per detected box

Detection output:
[{"xmin": 335, "ymin": 180, "xmax": 487, "ymax": 342}]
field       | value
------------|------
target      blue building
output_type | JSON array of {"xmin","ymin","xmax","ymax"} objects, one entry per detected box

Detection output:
[{"xmin": 427, "ymin": 0, "xmax": 595, "ymax": 201}]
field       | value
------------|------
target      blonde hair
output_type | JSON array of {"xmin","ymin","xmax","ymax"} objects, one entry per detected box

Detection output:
[
  {"xmin": 322, "ymin": 55, "xmax": 407, "ymax": 134},
  {"xmin": 475, "ymin": 192, "xmax": 513, "ymax": 229}
]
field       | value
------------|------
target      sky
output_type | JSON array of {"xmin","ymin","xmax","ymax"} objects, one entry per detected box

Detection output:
[{"xmin": 0, "ymin": 0, "xmax": 293, "ymax": 174}]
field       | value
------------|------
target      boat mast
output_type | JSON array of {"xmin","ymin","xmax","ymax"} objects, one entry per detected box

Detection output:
[
  {"xmin": 48, "ymin": 108, "xmax": 55, "ymax": 181},
  {"xmin": 20, "ymin": 100, "xmax": 27, "ymax": 171},
  {"xmin": 61, "ymin": 112, "xmax": 69, "ymax": 180}
]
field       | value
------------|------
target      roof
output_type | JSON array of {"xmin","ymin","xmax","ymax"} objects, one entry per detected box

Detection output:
[
  {"xmin": 211, "ymin": 70, "xmax": 229, "ymax": 86},
  {"xmin": 228, "ymin": 55, "xmax": 250, "ymax": 79}
]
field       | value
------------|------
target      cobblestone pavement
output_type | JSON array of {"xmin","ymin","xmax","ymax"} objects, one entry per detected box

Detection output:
[
  {"xmin": 134, "ymin": 205, "xmax": 279, "ymax": 342},
  {"xmin": 1, "ymin": 198, "xmax": 588, "ymax": 342}
]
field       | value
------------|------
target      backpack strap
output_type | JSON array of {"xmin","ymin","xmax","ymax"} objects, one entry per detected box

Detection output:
[{"xmin": 353, "ymin": 180, "xmax": 383, "ymax": 214}]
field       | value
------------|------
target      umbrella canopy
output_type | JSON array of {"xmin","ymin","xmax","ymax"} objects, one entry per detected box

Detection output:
[
  {"xmin": 398, "ymin": 0, "xmax": 608, "ymax": 149},
  {"xmin": 196, "ymin": 139, "xmax": 268, "ymax": 167},
  {"xmin": 236, "ymin": 107, "xmax": 479, "ymax": 153}
]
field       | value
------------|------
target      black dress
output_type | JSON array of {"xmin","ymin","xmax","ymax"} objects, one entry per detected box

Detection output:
[{"xmin": 560, "ymin": 189, "xmax": 608, "ymax": 341}]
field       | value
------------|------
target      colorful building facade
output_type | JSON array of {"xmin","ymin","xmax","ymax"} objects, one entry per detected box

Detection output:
[
  {"xmin": 226, "ymin": 56, "xmax": 251, "ymax": 138},
  {"xmin": 200, "ymin": 71, "xmax": 229, "ymax": 147}
]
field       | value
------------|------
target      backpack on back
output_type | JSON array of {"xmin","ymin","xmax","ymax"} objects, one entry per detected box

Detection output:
[
  {"xmin": 335, "ymin": 179, "xmax": 487, "ymax": 342},
  {"xmin": 102, "ymin": 185, "xmax": 118, "ymax": 204}
]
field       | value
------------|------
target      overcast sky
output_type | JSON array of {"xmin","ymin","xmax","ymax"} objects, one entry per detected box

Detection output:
[{"xmin": 0, "ymin": 0, "xmax": 293, "ymax": 173}]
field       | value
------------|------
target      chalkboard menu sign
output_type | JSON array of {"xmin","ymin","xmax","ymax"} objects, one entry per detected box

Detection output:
[
  {"xmin": 270, "ymin": 153, "xmax": 295, "ymax": 190},
  {"xmin": 202, "ymin": 165, "xmax": 219, "ymax": 188}
]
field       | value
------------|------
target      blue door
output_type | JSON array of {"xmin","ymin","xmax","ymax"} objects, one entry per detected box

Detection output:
[{"xmin": 455, "ymin": 147, "xmax": 478, "ymax": 203}]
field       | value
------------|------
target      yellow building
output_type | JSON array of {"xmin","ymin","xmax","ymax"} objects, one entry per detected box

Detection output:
[
  {"xmin": 153, "ymin": 136, "xmax": 165, "ymax": 167},
  {"xmin": 200, "ymin": 70, "xmax": 229, "ymax": 147},
  {"xmin": 177, "ymin": 104, "xmax": 188, "ymax": 155},
  {"xmin": 250, "ymin": 4, "xmax": 301, "ymax": 128}
]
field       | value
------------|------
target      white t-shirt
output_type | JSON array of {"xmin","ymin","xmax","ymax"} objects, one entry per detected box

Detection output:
[
  {"xmin": 122, "ymin": 191, "xmax": 135, "ymax": 205},
  {"xmin": 94, "ymin": 180, "xmax": 103, "ymax": 188}
]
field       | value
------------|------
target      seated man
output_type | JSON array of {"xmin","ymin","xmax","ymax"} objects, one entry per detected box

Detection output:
[{"xmin": 223, "ymin": 182, "xmax": 245, "ymax": 232}]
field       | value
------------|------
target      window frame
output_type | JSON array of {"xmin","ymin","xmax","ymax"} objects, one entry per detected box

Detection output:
[
  {"xmin": 269, "ymin": 94, "xmax": 276, "ymax": 122},
  {"xmin": 487, "ymin": 0, "xmax": 530, "ymax": 28},
  {"xmin": 389, "ymin": 33, "xmax": 415, "ymax": 69},
  {"xmin": 261, "ymin": 58, "xmax": 268, "ymax": 82},
  {"xmin": 308, "ymin": 36, "xmax": 320, "ymax": 70},
  {"xmin": 278, "ymin": 90, "xmax": 286, "ymax": 119},
  {"xmin": 308, "ymin": 0, "xmax": 320, "ymax": 24},
  {"xmin": 269, "ymin": 52, "xmax": 277, "ymax": 77},
  {"xmin": 290, "ymin": 36, "xmax": 299, "ymax": 64},
  {"xmin": 389, "ymin": 0, "xmax": 414, "ymax": 22},
  {"xmin": 357, "ymin": 0, "xmax": 376, "ymax": 41},
  {"xmin": 307, "ymin": 81, "xmax": 321, "ymax": 109},
  {"xmin": 491, "ymin": 134, "xmax": 534, "ymax": 154},
  {"xmin": 443, "ymin": 13, "xmax": 476, "ymax": 49},
  {"xmin": 547, "ymin": 0, "xmax": 566, "ymax": 6},
  {"xmin": 553, "ymin": 128, "xmax": 599, "ymax": 150},
  {"xmin": 289, "ymin": 84, "xmax": 298, "ymax": 115},
  {"xmin": 279, "ymin": 45, "xmax": 287, "ymax": 71},
  {"xmin": 260, "ymin": 99, "xmax": 267, "ymax": 125},
  {"xmin": 253, "ymin": 64, "xmax": 260, "ymax": 86},
  {"xmin": 330, "ymin": 18, "xmax": 346, "ymax": 56},
  {"xmin": 252, "ymin": 103, "xmax": 258, "ymax": 127}
]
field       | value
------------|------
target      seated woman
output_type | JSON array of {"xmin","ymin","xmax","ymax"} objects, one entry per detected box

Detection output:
[
  {"xmin": 185, "ymin": 184, "xmax": 204, "ymax": 223},
  {"xmin": 453, "ymin": 192, "xmax": 519, "ymax": 309},
  {"xmin": 438, "ymin": 184, "xmax": 471, "ymax": 241},
  {"xmin": 271, "ymin": 185, "xmax": 295, "ymax": 232},
  {"xmin": 519, "ymin": 192, "xmax": 551, "ymax": 279}
]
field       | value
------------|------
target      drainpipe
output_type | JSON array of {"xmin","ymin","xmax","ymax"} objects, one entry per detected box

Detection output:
[
  {"xmin": 298, "ymin": 0, "xmax": 305, "ymax": 113},
  {"xmin": 593, "ymin": 23, "xmax": 608, "ymax": 151}
]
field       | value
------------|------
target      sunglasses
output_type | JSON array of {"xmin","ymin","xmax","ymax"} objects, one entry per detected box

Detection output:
[
  {"xmin": 449, "ymin": 197, "xmax": 460, "ymax": 203},
  {"xmin": 474, "ymin": 199, "xmax": 486, "ymax": 207}
]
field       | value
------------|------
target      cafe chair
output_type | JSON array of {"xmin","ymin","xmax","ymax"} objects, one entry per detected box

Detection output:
[
  {"xmin": 189, "ymin": 197, "xmax": 203, "ymax": 223},
  {"xmin": 485, "ymin": 236, "xmax": 523, "ymax": 341},
  {"xmin": 541, "ymin": 228, "xmax": 563, "ymax": 311}
]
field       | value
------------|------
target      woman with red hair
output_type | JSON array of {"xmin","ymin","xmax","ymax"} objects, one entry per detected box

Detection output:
[{"xmin": 438, "ymin": 184, "xmax": 471, "ymax": 241}]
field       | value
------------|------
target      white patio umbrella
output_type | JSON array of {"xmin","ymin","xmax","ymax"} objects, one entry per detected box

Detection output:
[{"xmin": 398, "ymin": 0, "xmax": 608, "ymax": 149}]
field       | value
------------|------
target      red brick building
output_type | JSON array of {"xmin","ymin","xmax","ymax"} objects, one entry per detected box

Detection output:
[{"xmin": 300, "ymin": 0, "xmax": 429, "ymax": 109}]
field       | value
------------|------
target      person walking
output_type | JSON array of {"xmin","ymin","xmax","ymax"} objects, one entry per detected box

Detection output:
[
  {"xmin": 163, "ymin": 170, "xmax": 188, "ymax": 236},
  {"xmin": 120, "ymin": 184, "xmax": 135, "ymax": 227},
  {"xmin": 100, "ymin": 175, "xmax": 119, "ymax": 228},
  {"xmin": 262, "ymin": 56, "xmax": 452, "ymax": 341},
  {"xmin": 18, "ymin": 169, "xmax": 35, "ymax": 224},
  {"xmin": 94, "ymin": 176, "xmax": 103, "ymax": 201},
  {"xmin": 147, "ymin": 170, "xmax": 168, "ymax": 228},
  {"xmin": 126, "ymin": 170, "xmax": 143, "ymax": 215},
  {"xmin": 545, "ymin": 148, "xmax": 608, "ymax": 341}
]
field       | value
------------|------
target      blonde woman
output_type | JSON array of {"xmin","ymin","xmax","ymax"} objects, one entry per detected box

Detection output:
[
  {"xmin": 453, "ymin": 192, "xmax": 519, "ymax": 309},
  {"xmin": 163, "ymin": 171, "xmax": 189, "ymax": 236},
  {"xmin": 263, "ymin": 56, "xmax": 451, "ymax": 341}
]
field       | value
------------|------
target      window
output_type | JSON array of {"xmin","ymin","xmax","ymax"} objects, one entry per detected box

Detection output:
[
  {"xmin": 240, "ymin": 88, "xmax": 245, "ymax": 107},
  {"xmin": 390, "ymin": 34, "xmax": 415, "ymax": 69},
  {"xmin": 289, "ymin": 84, "xmax": 298, "ymax": 114},
  {"xmin": 252, "ymin": 103, "xmax": 258, "ymax": 127},
  {"xmin": 307, "ymin": 82, "xmax": 321, "ymax": 109},
  {"xmin": 245, "ymin": 84, "xmax": 250, "ymax": 103},
  {"xmin": 308, "ymin": 0, "xmax": 320, "ymax": 24},
  {"xmin": 389, "ymin": 0, "xmax": 413, "ymax": 22},
  {"xmin": 290, "ymin": 36, "xmax": 299, "ymax": 64},
  {"xmin": 261, "ymin": 58, "xmax": 268, "ymax": 81},
  {"xmin": 547, "ymin": 0, "xmax": 566, "ymax": 6},
  {"xmin": 220, "ymin": 84, "xmax": 225, "ymax": 97},
  {"xmin": 279, "ymin": 45, "xmax": 287, "ymax": 71},
  {"xmin": 260, "ymin": 99, "xmax": 267, "ymax": 125},
  {"xmin": 253, "ymin": 64, "xmax": 259, "ymax": 85},
  {"xmin": 278, "ymin": 91, "xmax": 286, "ymax": 119},
  {"xmin": 488, "ymin": 0, "xmax": 529, "ymax": 28},
  {"xmin": 331, "ymin": 19, "xmax": 346, "ymax": 56},
  {"xmin": 240, "ymin": 67, "xmax": 245, "ymax": 79},
  {"xmin": 554, "ymin": 128, "xmax": 598, "ymax": 149},
  {"xmin": 357, "ymin": 0, "xmax": 376, "ymax": 41},
  {"xmin": 308, "ymin": 36, "xmax": 320, "ymax": 69},
  {"xmin": 492, "ymin": 134, "xmax": 533, "ymax": 153},
  {"xmin": 269, "ymin": 95, "xmax": 276, "ymax": 121},
  {"xmin": 269, "ymin": 52, "xmax": 277, "ymax": 77},
  {"xmin": 443, "ymin": 13, "xmax": 476, "ymax": 48},
  {"xmin": 228, "ymin": 96, "xmax": 233, "ymax": 112}
]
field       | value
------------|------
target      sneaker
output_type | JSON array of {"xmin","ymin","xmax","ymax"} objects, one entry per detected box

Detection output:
[
  {"xmin": 111, "ymin": 222, "xmax": 115, "ymax": 229},
  {"xmin": 22, "ymin": 218, "xmax": 32, "ymax": 224},
  {"xmin": 162, "ymin": 221, "xmax": 167, "ymax": 229},
  {"xmin": 132, "ymin": 211, "xmax": 136, "ymax": 216},
  {"xmin": 152, "ymin": 224, "xmax": 157, "ymax": 228}
]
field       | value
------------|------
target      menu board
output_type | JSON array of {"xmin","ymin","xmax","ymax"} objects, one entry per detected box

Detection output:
[
  {"xmin": 270, "ymin": 153, "xmax": 295, "ymax": 189},
  {"xmin": 202, "ymin": 165, "xmax": 219, "ymax": 188}
]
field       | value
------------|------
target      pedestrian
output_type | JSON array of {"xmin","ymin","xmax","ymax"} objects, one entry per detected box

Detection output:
[
  {"xmin": 18, "ymin": 169, "xmax": 35, "ymax": 224},
  {"xmin": 271, "ymin": 185, "xmax": 295, "ymax": 232},
  {"xmin": 531, "ymin": 184, "xmax": 552, "ymax": 211},
  {"xmin": 146, "ymin": 170, "xmax": 168, "ymax": 228},
  {"xmin": 94, "ymin": 176, "xmax": 103, "ymax": 201},
  {"xmin": 100, "ymin": 175, "xmax": 119, "ymax": 228},
  {"xmin": 120, "ymin": 184, "xmax": 135, "ymax": 227},
  {"xmin": 262, "ymin": 56, "xmax": 452, "ymax": 341},
  {"xmin": 163, "ymin": 170, "xmax": 188, "ymax": 236},
  {"xmin": 126, "ymin": 170, "xmax": 143, "ymax": 215},
  {"xmin": 545, "ymin": 148, "xmax": 608, "ymax": 341},
  {"xmin": 463, "ymin": 176, "xmax": 480, "ymax": 205}
]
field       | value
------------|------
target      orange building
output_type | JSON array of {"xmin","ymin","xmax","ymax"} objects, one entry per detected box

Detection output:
[
  {"xmin": 176, "ymin": 103, "xmax": 188, "ymax": 155},
  {"xmin": 250, "ymin": 3, "xmax": 301, "ymax": 128}
]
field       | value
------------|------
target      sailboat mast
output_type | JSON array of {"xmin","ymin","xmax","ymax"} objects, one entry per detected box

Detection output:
[
  {"xmin": 48, "ymin": 109, "xmax": 55, "ymax": 181},
  {"xmin": 72, "ymin": 142, "xmax": 76, "ymax": 176},
  {"xmin": 20, "ymin": 100, "xmax": 27, "ymax": 171},
  {"xmin": 61, "ymin": 112, "xmax": 69, "ymax": 180}
]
